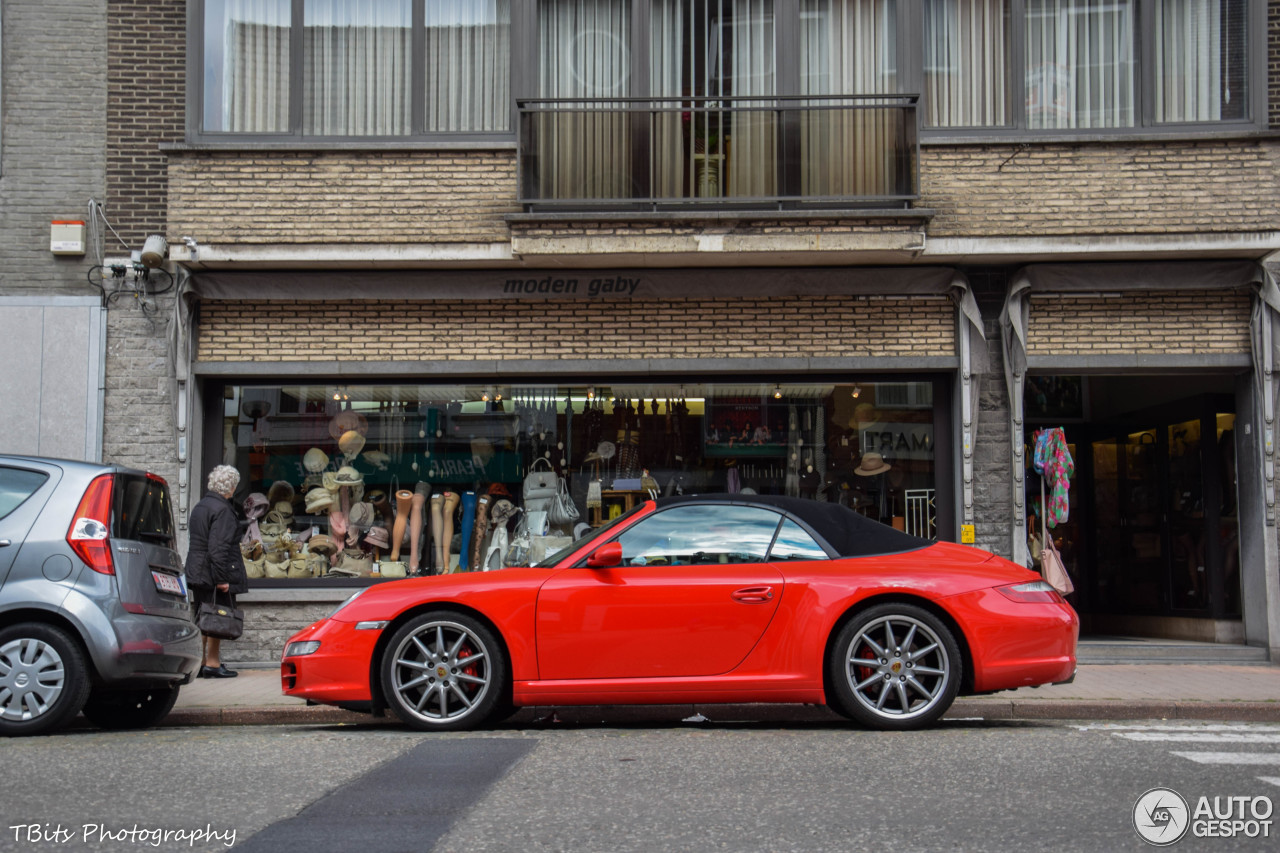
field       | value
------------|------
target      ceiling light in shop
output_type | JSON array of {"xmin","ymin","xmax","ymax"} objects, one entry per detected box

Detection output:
[
  {"xmin": 773, "ymin": 385, "xmax": 783, "ymax": 399},
  {"xmin": 851, "ymin": 385, "xmax": 862, "ymax": 399}
]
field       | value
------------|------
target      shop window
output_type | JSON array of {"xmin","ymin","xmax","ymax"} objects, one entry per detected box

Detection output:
[{"xmin": 216, "ymin": 379, "xmax": 940, "ymax": 582}]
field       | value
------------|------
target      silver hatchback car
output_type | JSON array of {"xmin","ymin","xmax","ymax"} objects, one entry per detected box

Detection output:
[{"xmin": 0, "ymin": 456, "xmax": 202, "ymax": 736}]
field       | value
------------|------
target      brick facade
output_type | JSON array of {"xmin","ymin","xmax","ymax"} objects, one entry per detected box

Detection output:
[
  {"xmin": 195, "ymin": 295, "xmax": 956, "ymax": 363},
  {"xmin": 1026, "ymin": 291, "xmax": 1252, "ymax": 356}
]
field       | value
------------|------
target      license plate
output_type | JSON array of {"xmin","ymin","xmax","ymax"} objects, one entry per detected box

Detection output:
[{"xmin": 152, "ymin": 571, "xmax": 187, "ymax": 597}]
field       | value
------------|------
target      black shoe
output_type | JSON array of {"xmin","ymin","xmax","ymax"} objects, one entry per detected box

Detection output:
[
  {"xmin": 197, "ymin": 666, "xmax": 212, "ymax": 679},
  {"xmin": 201, "ymin": 665, "xmax": 238, "ymax": 679}
]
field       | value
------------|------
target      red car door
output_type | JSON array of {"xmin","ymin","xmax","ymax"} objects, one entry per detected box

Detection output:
[{"xmin": 536, "ymin": 504, "xmax": 786, "ymax": 680}]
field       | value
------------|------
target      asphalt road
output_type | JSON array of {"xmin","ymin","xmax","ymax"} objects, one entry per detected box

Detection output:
[{"xmin": 3, "ymin": 718, "xmax": 1278, "ymax": 853}]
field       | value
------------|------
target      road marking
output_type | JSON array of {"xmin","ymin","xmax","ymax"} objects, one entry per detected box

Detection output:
[
  {"xmin": 1259, "ymin": 777, "xmax": 1280, "ymax": 789},
  {"xmin": 1114, "ymin": 732, "xmax": 1280, "ymax": 743},
  {"xmin": 1170, "ymin": 752, "xmax": 1280, "ymax": 766},
  {"xmin": 1073, "ymin": 724, "xmax": 1280, "ymax": 733}
]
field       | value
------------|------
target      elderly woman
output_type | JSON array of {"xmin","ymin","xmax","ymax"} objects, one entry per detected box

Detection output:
[{"xmin": 186, "ymin": 464, "xmax": 248, "ymax": 678}]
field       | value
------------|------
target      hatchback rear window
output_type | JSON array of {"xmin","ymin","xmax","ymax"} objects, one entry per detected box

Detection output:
[
  {"xmin": 0, "ymin": 466, "xmax": 49, "ymax": 520},
  {"xmin": 113, "ymin": 474, "xmax": 175, "ymax": 546}
]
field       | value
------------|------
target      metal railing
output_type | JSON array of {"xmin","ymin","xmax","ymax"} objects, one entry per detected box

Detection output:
[{"xmin": 517, "ymin": 95, "xmax": 920, "ymax": 212}]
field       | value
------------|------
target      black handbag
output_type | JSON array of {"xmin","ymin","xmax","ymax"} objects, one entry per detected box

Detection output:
[{"xmin": 196, "ymin": 590, "xmax": 244, "ymax": 641}]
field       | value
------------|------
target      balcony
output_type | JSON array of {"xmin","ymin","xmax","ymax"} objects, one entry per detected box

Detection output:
[{"xmin": 517, "ymin": 95, "xmax": 920, "ymax": 214}]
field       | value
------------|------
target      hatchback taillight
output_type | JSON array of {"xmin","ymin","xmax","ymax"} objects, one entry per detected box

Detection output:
[{"xmin": 67, "ymin": 474, "xmax": 115, "ymax": 575}]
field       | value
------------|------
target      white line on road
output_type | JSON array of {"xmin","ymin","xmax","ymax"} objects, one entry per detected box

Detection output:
[
  {"xmin": 1170, "ymin": 752, "xmax": 1280, "ymax": 765},
  {"xmin": 1114, "ymin": 732, "xmax": 1280, "ymax": 743},
  {"xmin": 1259, "ymin": 777, "xmax": 1280, "ymax": 788},
  {"xmin": 1073, "ymin": 724, "xmax": 1280, "ymax": 733}
]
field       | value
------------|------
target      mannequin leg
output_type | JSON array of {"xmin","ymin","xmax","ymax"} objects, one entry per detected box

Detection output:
[
  {"xmin": 441, "ymin": 491, "xmax": 459, "ymax": 572},
  {"xmin": 458, "ymin": 491, "xmax": 478, "ymax": 571},
  {"xmin": 390, "ymin": 489, "xmax": 413, "ymax": 562},
  {"xmin": 468, "ymin": 494, "xmax": 491, "ymax": 572},
  {"xmin": 410, "ymin": 487, "xmax": 428, "ymax": 572},
  {"xmin": 430, "ymin": 493, "xmax": 444, "ymax": 574}
]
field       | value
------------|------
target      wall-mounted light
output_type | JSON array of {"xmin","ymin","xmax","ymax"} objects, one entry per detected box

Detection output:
[
  {"xmin": 332, "ymin": 386, "xmax": 350, "ymax": 402},
  {"xmin": 851, "ymin": 385, "xmax": 862, "ymax": 399},
  {"xmin": 494, "ymin": 390, "xmax": 503, "ymax": 402},
  {"xmin": 587, "ymin": 386, "xmax": 596, "ymax": 400},
  {"xmin": 481, "ymin": 388, "xmax": 491, "ymax": 403},
  {"xmin": 773, "ymin": 385, "xmax": 783, "ymax": 399}
]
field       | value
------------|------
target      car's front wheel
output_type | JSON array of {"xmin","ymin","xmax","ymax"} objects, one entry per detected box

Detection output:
[
  {"xmin": 0, "ymin": 623, "xmax": 92, "ymax": 737},
  {"xmin": 827, "ymin": 603, "xmax": 961, "ymax": 730},
  {"xmin": 81, "ymin": 685, "xmax": 180, "ymax": 730},
  {"xmin": 380, "ymin": 611, "xmax": 507, "ymax": 731}
]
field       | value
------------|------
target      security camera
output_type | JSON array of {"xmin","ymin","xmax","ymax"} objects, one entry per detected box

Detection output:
[{"xmin": 139, "ymin": 234, "xmax": 168, "ymax": 268}]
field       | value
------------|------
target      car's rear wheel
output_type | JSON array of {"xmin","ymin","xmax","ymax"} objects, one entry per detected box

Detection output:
[
  {"xmin": 380, "ymin": 611, "xmax": 507, "ymax": 731},
  {"xmin": 827, "ymin": 603, "xmax": 961, "ymax": 730},
  {"xmin": 81, "ymin": 685, "xmax": 180, "ymax": 730},
  {"xmin": 0, "ymin": 623, "xmax": 92, "ymax": 737}
]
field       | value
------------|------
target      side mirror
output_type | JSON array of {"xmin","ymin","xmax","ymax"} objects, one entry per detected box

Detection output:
[{"xmin": 586, "ymin": 541, "xmax": 623, "ymax": 569}]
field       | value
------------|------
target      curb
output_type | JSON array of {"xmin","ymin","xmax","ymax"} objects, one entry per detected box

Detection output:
[{"xmin": 158, "ymin": 700, "xmax": 1280, "ymax": 728}]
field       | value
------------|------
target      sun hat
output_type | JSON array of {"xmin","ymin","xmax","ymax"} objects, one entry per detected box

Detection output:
[
  {"xmin": 303, "ymin": 447, "xmax": 330, "ymax": 474},
  {"xmin": 307, "ymin": 534, "xmax": 338, "ymax": 557},
  {"xmin": 329, "ymin": 409, "xmax": 368, "ymax": 440},
  {"xmin": 338, "ymin": 430, "xmax": 366, "ymax": 461},
  {"xmin": 366, "ymin": 522, "xmax": 389, "ymax": 548},
  {"xmin": 334, "ymin": 466, "xmax": 364, "ymax": 487},
  {"xmin": 266, "ymin": 480, "xmax": 295, "ymax": 508},
  {"xmin": 305, "ymin": 487, "xmax": 335, "ymax": 514},
  {"xmin": 349, "ymin": 501, "xmax": 376, "ymax": 531},
  {"xmin": 272, "ymin": 500, "xmax": 294, "ymax": 519},
  {"xmin": 322, "ymin": 471, "xmax": 340, "ymax": 493},
  {"xmin": 362, "ymin": 449, "xmax": 390, "ymax": 471},
  {"xmin": 855, "ymin": 451, "xmax": 892, "ymax": 477}
]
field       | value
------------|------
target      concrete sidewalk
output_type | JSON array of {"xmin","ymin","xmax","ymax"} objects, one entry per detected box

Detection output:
[{"xmin": 158, "ymin": 663, "xmax": 1280, "ymax": 728}]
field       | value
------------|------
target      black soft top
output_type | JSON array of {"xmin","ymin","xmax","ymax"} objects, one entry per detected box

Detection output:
[{"xmin": 654, "ymin": 493, "xmax": 931, "ymax": 558}]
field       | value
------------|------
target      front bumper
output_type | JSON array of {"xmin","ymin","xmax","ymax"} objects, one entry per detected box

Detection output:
[{"xmin": 281, "ymin": 618, "xmax": 381, "ymax": 705}]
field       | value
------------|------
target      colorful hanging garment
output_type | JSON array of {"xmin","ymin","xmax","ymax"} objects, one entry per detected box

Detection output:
[{"xmin": 1032, "ymin": 427, "xmax": 1074, "ymax": 528}]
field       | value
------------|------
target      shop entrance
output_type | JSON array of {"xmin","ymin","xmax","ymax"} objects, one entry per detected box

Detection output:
[{"xmin": 1026, "ymin": 376, "xmax": 1242, "ymax": 640}]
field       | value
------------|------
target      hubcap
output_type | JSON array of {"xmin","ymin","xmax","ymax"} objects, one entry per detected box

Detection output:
[
  {"xmin": 391, "ymin": 621, "xmax": 491, "ymax": 723},
  {"xmin": 845, "ymin": 615, "xmax": 949, "ymax": 720},
  {"xmin": 0, "ymin": 638, "xmax": 66, "ymax": 722}
]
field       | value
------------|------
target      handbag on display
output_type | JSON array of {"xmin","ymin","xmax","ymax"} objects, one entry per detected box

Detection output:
[
  {"xmin": 379, "ymin": 560, "xmax": 408, "ymax": 579},
  {"xmin": 1040, "ymin": 537, "xmax": 1074, "ymax": 596},
  {"xmin": 196, "ymin": 590, "xmax": 244, "ymax": 641},
  {"xmin": 523, "ymin": 457, "xmax": 558, "ymax": 513},
  {"xmin": 547, "ymin": 477, "xmax": 580, "ymax": 527}
]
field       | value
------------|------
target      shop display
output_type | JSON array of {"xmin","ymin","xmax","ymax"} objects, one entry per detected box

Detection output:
[{"xmin": 221, "ymin": 381, "xmax": 940, "ymax": 582}]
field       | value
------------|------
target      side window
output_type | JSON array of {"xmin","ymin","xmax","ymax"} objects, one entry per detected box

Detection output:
[
  {"xmin": 615, "ymin": 505, "xmax": 783, "ymax": 567},
  {"xmin": 768, "ymin": 519, "xmax": 829, "ymax": 562},
  {"xmin": 0, "ymin": 467, "xmax": 50, "ymax": 522}
]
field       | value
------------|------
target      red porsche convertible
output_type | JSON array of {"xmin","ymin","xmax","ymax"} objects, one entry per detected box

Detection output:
[{"xmin": 281, "ymin": 495, "xmax": 1077, "ymax": 731}]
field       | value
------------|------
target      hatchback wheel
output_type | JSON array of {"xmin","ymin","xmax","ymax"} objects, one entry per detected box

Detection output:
[
  {"xmin": 380, "ymin": 611, "xmax": 507, "ymax": 731},
  {"xmin": 82, "ymin": 686, "xmax": 180, "ymax": 730},
  {"xmin": 0, "ymin": 624, "xmax": 92, "ymax": 737},
  {"xmin": 828, "ymin": 603, "xmax": 961, "ymax": 730}
]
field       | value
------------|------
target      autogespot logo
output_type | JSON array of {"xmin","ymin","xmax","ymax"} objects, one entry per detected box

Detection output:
[{"xmin": 1134, "ymin": 787, "xmax": 1191, "ymax": 846}]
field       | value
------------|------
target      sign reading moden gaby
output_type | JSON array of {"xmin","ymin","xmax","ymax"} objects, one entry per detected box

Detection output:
[{"xmin": 504, "ymin": 275, "xmax": 642, "ymax": 298}]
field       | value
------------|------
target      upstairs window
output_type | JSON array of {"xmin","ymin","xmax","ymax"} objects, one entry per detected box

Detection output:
[{"xmin": 198, "ymin": 0, "xmax": 511, "ymax": 139}]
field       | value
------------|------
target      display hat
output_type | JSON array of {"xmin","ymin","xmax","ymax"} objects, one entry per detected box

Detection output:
[
  {"xmin": 334, "ymin": 466, "xmax": 364, "ymax": 487},
  {"xmin": 362, "ymin": 449, "xmax": 390, "ymax": 471},
  {"xmin": 272, "ymin": 501, "xmax": 295, "ymax": 520},
  {"xmin": 322, "ymin": 471, "xmax": 340, "ymax": 493},
  {"xmin": 303, "ymin": 447, "xmax": 330, "ymax": 474},
  {"xmin": 349, "ymin": 501, "xmax": 375, "ymax": 531},
  {"xmin": 266, "ymin": 480, "xmax": 295, "ymax": 507},
  {"xmin": 855, "ymin": 451, "xmax": 892, "ymax": 477},
  {"xmin": 364, "ymin": 526, "xmax": 390, "ymax": 550},
  {"xmin": 490, "ymin": 498, "xmax": 518, "ymax": 525},
  {"xmin": 339, "ymin": 429, "xmax": 366, "ymax": 461},
  {"xmin": 305, "ymin": 487, "xmax": 335, "ymax": 514},
  {"xmin": 329, "ymin": 409, "xmax": 368, "ymax": 440},
  {"xmin": 597, "ymin": 441, "xmax": 616, "ymax": 460},
  {"xmin": 308, "ymin": 534, "xmax": 338, "ymax": 557},
  {"xmin": 243, "ymin": 492, "xmax": 269, "ymax": 521}
]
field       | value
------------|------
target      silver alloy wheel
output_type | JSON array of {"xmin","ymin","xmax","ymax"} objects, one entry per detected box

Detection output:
[
  {"xmin": 843, "ymin": 614, "xmax": 951, "ymax": 721},
  {"xmin": 389, "ymin": 620, "xmax": 493, "ymax": 724},
  {"xmin": 0, "ymin": 637, "xmax": 66, "ymax": 722}
]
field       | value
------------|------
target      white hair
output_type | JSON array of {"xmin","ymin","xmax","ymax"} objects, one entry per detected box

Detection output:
[{"xmin": 206, "ymin": 465, "xmax": 241, "ymax": 496}]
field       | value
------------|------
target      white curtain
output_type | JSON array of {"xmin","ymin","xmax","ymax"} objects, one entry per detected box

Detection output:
[
  {"xmin": 205, "ymin": 0, "xmax": 291, "ymax": 133},
  {"xmin": 425, "ymin": 0, "xmax": 511, "ymax": 132},
  {"xmin": 303, "ymin": 0, "xmax": 412, "ymax": 136},
  {"xmin": 650, "ymin": 0, "xmax": 685, "ymax": 198},
  {"xmin": 538, "ymin": 0, "xmax": 632, "ymax": 199},
  {"xmin": 800, "ymin": 0, "xmax": 896, "ymax": 197},
  {"xmin": 1155, "ymin": 0, "xmax": 1228, "ymax": 122},
  {"xmin": 923, "ymin": 0, "xmax": 1009, "ymax": 127},
  {"xmin": 1025, "ymin": 0, "xmax": 1135, "ymax": 129},
  {"xmin": 727, "ymin": 0, "xmax": 776, "ymax": 198}
]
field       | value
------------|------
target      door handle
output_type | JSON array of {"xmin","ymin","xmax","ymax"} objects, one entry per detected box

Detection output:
[
  {"xmin": 731, "ymin": 586, "xmax": 774, "ymax": 603},
  {"xmin": 0, "ymin": 540, "xmax": 10, "ymax": 547}
]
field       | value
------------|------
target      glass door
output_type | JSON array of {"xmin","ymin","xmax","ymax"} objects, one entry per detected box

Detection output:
[{"xmin": 1090, "ymin": 427, "xmax": 1165, "ymax": 614}]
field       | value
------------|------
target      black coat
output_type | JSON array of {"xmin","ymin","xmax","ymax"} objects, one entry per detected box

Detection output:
[{"xmin": 186, "ymin": 492, "xmax": 248, "ymax": 594}]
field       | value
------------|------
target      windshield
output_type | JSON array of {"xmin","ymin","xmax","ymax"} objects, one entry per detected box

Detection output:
[{"xmin": 534, "ymin": 502, "xmax": 648, "ymax": 568}]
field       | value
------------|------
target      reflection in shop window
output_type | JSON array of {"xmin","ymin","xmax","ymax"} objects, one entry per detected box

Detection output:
[{"xmin": 219, "ymin": 380, "xmax": 939, "ymax": 582}]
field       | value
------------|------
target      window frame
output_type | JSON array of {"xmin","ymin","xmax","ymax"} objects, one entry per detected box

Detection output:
[
  {"xmin": 913, "ymin": 0, "xmax": 1269, "ymax": 141},
  {"xmin": 187, "ymin": 0, "xmax": 523, "ymax": 145}
]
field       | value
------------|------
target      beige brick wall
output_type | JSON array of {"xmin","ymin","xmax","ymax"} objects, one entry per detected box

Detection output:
[
  {"xmin": 167, "ymin": 151, "xmax": 518, "ymax": 244},
  {"xmin": 1026, "ymin": 291, "xmax": 1252, "ymax": 355},
  {"xmin": 922, "ymin": 140, "xmax": 1280, "ymax": 238},
  {"xmin": 196, "ymin": 296, "xmax": 955, "ymax": 363}
]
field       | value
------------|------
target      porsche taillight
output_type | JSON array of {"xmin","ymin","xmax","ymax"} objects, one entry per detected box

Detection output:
[
  {"xmin": 996, "ymin": 580, "xmax": 1062, "ymax": 603},
  {"xmin": 67, "ymin": 474, "xmax": 115, "ymax": 575}
]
